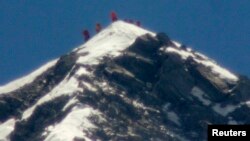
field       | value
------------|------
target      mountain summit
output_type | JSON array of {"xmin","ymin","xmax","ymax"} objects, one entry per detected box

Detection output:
[{"xmin": 0, "ymin": 21, "xmax": 250, "ymax": 141}]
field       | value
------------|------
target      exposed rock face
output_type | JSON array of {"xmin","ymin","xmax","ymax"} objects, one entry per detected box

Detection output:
[
  {"xmin": 0, "ymin": 53, "xmax": 77, "ymax": 122},
  {"xmin": 0, "ymin": 22, "xmax": 250, "ymax": 141}
]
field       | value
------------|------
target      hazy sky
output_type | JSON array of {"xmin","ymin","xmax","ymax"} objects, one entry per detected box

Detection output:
[{"xmin": 0, "ymin": 0, "xmax": 250, "ymax": 85}]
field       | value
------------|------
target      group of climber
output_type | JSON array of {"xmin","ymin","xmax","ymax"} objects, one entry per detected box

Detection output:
[{"xmin": 82, "ymin": 12, "xmax": 141, "ymax": 42}]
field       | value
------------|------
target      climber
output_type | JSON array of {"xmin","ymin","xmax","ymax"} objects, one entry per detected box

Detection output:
[
  {"xmin": 136, "ymin": 21, "xmax": 141, "ymax": 27},
  {"xmin": 82, "ymin": 30, "xmax": 90, "ymax": 42},
  {"xmin": 95, "ymin": 23, "xmax": 102, "ymax": 33},
  {"xmin": 128, "ymin": 19, "xmax": 134, "ymax": 24},
  {"xmin": 110, "ymin": 11, "xmax": 118, "ymax": 22}
]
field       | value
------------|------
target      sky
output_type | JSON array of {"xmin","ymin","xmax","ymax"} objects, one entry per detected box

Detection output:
[{"xmin": 0, "ymin": 0, "xmax": 250, "ymax": 85}]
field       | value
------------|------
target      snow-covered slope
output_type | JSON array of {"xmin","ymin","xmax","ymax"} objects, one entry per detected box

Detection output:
[
  {"xmin": 75, "ymin": 21, "xmax": 155, "ymax": 65},
  {"xmin": 0, "ymin": 21, "xmax": 249, "ymax": 141},
  {"xmin": 0, "ymin": 59, "xmax": 58, "ymax": 94},
  {"xmin": 0, "ymin": 118, "xmax": 15, "ymax": 141},
  {"xmin": 165, "ymin": 47, "xmax": 238, "ymax": 83}
]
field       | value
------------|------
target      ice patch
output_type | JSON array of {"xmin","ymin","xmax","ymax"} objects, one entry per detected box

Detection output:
[
  {"xmin": 132, "ymin": 100, "xmax": 158, "ymax": 112},
  {"xmin": 75, "ymin": 67, "xmax": 90, "ymax": 76},
  {"xmin": 228, "ymin": 117, "xmax": 238, "ymax": 124},
  {"xmin": 166, "ymin": 47, "xmax": 195, "ymax": 60},
  {"xmin": 162, "ymin": 103, "xmax": 181, "ymax": 126},
  {"xmin": 172, "ymin": 41, "xmax": 181, "ymax": 48},
  {"xmin": 167, "ymin": 111, "xmax": 181, "ymax": 126},
  {"xmin": 187, "ymin": 48, "xmax": 192, "ymax": 52},
  {"xmin": 228, "ymin": 120, "xmax": 238, "ymax": 124},
  {"xmin": 44, "ymin": 105, "xmax": 103, "ymax": 141},
  {"xmin": 245, "ymin": 101, "xmax": 250, "ymax": 108},
  {"xmin": 22, "ymin": 74, "xmax": 82, "ymax": 120},
  {"xmin": 62, "ymin": 97, "xmax": 79, "ymax": 111},
  {"xmin": 0, "ymin": 118, "xmax": 15, "ymax": 141},
  {"xmin": 191, "ymin": 87, "xmax": 211, "ymax": 106},
  {"xmin": 212, "ymin": 104, "xmax": 238, "ymax": 116},
  {"xmin": 81, "ymin": 81, "xmax": 97, "ymax": 91},
  {"xmin": 197, "ymin": 59, "xmax": 238, "ymax": 82}
]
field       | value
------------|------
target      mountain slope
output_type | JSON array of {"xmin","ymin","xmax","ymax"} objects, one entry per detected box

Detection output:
[{"xmin": 0, "ymin": 21, "xmax": 250, "ymax": 141}]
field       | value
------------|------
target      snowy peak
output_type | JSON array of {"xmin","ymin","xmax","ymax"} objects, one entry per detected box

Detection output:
[
  {"xmin": 83, "ymin": 20, "xmax": 238, "ymax": 82},
  {"xmin": 81, "ymin": 20, "xmax": 155, "ymax": 48},
  {"xmin": 75, "ymin": 21, "xmax": 155, "ymax": 65},
  {"xmin": 74, "ymin": 20, "xmax": 238, "ymax": 84},
  {"xmin": 0, "ymin": 21, "xmax": 154, "ymax": 95},
  {"xmin": 1, "ymin": 20, "xmax": 249, "ymax": 141}
]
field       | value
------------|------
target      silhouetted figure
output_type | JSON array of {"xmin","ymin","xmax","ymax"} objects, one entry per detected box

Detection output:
[
  {"xmin": 82, "ymin": 30, "xmax": 90, "ymax": 42},
  {"xmin": 124, "ymin": 19, "xmax": 129, "ymax": 22},
  {"xmin": 95, "ymin": 23, "xmax": 102, "ymax": 33},
  {"xmin": 110, "ymin": 11, "xmax": 118, "ymax": 22},
  {"xmin": 136, "ymin": 21, "xmax": 141, "ymax": 26},
  {"xmin": 128, "ymin": 19, "xmax": 134, "ymax": 24}
]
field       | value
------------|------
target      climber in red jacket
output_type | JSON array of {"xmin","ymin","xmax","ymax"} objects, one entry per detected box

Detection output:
[
  {"xmin": 95, "ymin": 23, "xmax": 102, "ymax": 33},
  {"xmin": 82, "ymin": 30, "xmax": 90, "ymax": 42},
  {"xmin": 110, "ymin": 11, "xmax": 118, "ymax": 22}
]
